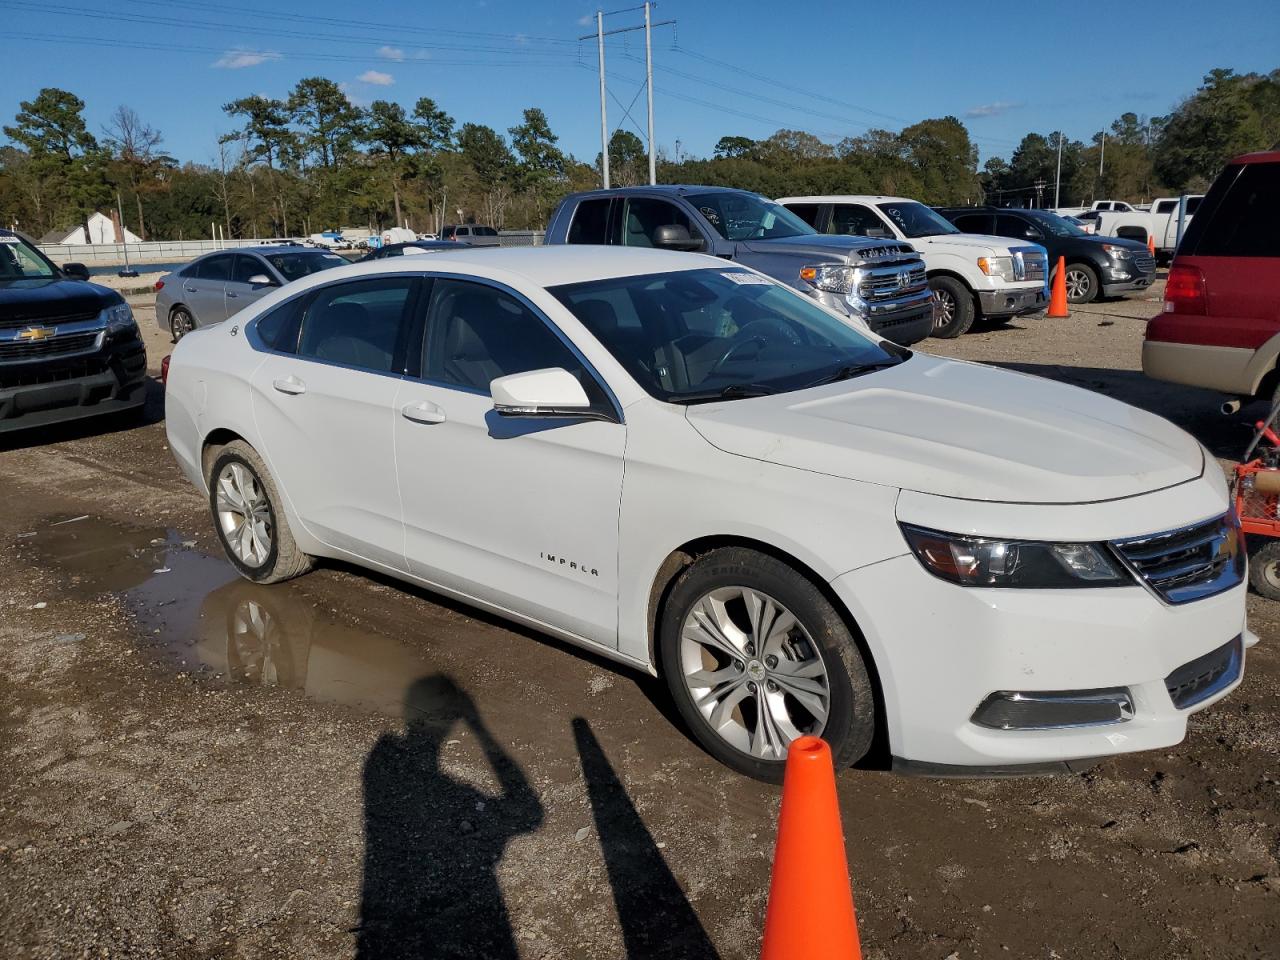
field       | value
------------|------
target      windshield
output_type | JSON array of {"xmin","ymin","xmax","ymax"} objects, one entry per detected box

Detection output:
[
  {"xmin": 877, "ymin": 201, "xmax": 959, "ymax": 238},
  {"xmin": 266, "ymin": 251, "xmax": 346, "ymax": 282},
  {"xmin": 686, "ymin": 192, "xmax": 815, "ymax": 241},
  {"xmin": 1026, "ymin": 211, "xmax": 1086, "ymax": 237},
  {"xmin": 0, "ymin": 234, "xmax": 59, "ymax": 281},
  {"xmin": 551, "ymin": 268, "xmax": 906, "ymax": 403}
]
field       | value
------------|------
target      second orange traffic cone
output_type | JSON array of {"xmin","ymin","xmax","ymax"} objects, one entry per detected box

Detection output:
[
  {"xmin": 761, "ymin": 737, "xmax": 861, "ymax": 960},
  {"xmin": 1047, "ymin": 254, "xmax": 1069, "ymax": 318}
]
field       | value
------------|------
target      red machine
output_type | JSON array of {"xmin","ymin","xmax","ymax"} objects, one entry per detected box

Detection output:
[{"xmin": 1233, "ymin": 404, "xmax": 1280, "ymax": 599}]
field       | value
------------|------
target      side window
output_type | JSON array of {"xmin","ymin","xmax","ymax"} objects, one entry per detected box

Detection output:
[
  {"xmin": 253, "ymin": 296, "xmax": 307, "ymax": 354},
  {"xmin": 995, "ymin": 214, "xmax": 1038, "ymax": 240},
  {"xmin": 231, "ymin": 254, "xmax": 266, "ymax": 284},
  {"xmin": 830, "ymin": 204, "xmax": 888, "ymax": 237},
  {"xmin": 784, "ymin": 203, "xmax": 821, "ymax": 227},
  {"xmin": 952, "ymin": 213, "xmax": 993, "ymax": 234},
  {"xmin": 457, "ymin": 227, "xmax": 471, "ymax": 238},
  {"xmin": 422, "ymin": 279, "xmax": 602, "ymax": 401},
  {"xmin": 622, "ymin": 198, "xmax": 698, "ymax": 248},
  {"xmin": 1155, "ymin": 200, "xmax": 1177, "ymax": 214},
  {"xmin": 1190, "ymin": 165, "xmax": 1279, "ymax": 258},
  {"xmin": 567, "ymin": 198, "xmax": 613, "ymax": 244},
  {"xmin": 196, "ymin": 254, "xmax": 232, "ymax": 282},
  {"xmin": 296, "ymin": 277, "xmax": 415, "ymax": 373}
]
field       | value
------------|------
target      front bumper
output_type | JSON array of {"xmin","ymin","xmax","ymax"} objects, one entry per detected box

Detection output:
[
  {"xmin": 820, "ymin": 286, "xmax": 936, "ymax": 347},
  {"xmin": 1101, "ymin": 265, "xmax": 1155, "ymax": 297},
  {"xmin": 977, "ymin": 286, "xmax": 1046, "ymax": 318},
  {"xmin": 830, "ymin": 550, "xmax": 1249, "ymax": 770},
  {"xmin": 0, "ymin": 335, "xmax": 147, "ymax": 433}
]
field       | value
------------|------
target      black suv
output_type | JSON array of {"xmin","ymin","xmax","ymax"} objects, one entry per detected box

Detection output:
[
  {"xmin": 935, "ymin": 207, "xmax": 1156, "ymax": 303},
  {"xmin": 0, "ymin": 230, "xmax": 146, "ymax": 433}
]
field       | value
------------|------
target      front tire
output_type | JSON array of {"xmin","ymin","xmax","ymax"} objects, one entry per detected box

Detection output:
[
  {"xmin": 659, "ymin": 548, "xmax": 876, "ymax": 782},
  {"xmin": 928, "ymin": 276, "xmax": 975, "ymax": 339},
  {"xmin": 208, "ymin": 441, "xmax": 312, "ymax": 584},
  {"xmin": 1063, "ymin": 262, "xmax": 1100, "ymax": 304}
]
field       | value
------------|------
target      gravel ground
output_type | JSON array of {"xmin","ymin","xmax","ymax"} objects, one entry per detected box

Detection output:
[{"xmin": 1, "ymin": 285, "xmax": 1277, "ymax": 959}]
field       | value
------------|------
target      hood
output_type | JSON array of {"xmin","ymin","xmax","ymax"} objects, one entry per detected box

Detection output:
[
  {"xmin": 737, "ymin": 233, "xmax": 917, "ymax": 263},
  {"xmin": 684, "ymin": 355, "xmax": 1203, "ymax": 504},
  {"xmin": 0, "ymin": 277, "xmax": 119, "ymax": 324},
  {"xmin": 911, "ymin": 233, "xmax": 1015, "ymax": 255},
  {"xmin": 1092, "ymin": 235, "xmax": 1150, "ymax": 254}
]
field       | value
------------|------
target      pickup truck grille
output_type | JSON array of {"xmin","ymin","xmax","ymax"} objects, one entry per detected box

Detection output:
[
  {"xmin": 0, "ymin": 331, "xmax": 102, "ymax": 364},
  {"xmin": 1011, "ymin": 247, "xmax": 1047, "ymax": 283},
  {"xmin": 859, "ymin": 265, "xmax": 927, "ymax": 300},
  {"xmin": 1111, "ymin": 514, "xmax": 1244, "ymax": 604},
  {"xmin": 0, "ymin": 309, "xmax": 99, "ymax": 331}
]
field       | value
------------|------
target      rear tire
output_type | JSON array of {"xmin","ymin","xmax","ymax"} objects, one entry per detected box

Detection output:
[
  {"xmin": 1248, "ymin": 540, "xmax": 1280, "ymax": 602},
  {"xmin": 659, "ymin": 547, "xmax": 876, "ymax": 782},
  {"xmin": 928, "ymin": 276, "xmax": 976, "ymax": 339},
  {"xmin": 170, "ymin": 307, "xmax": 195, "ymax": 342},
  {"xmin": 208, "ymin": 440, "xmax": 312, "ymax": 584}
]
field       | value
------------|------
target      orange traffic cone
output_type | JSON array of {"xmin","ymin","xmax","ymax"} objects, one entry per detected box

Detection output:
[
  {"xmin": 761, "ymin": 737, "xmax": 861, "ymax": 960},
  {"xmin": 1047, "ymin": 254, "xmax": 1069, "ymax": 318},
  {"xmin": 1147, "ymin": 233, "xmax": 1157, "ymax": 257}
]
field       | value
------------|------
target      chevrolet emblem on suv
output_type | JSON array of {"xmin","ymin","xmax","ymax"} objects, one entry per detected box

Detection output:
[{"xmin": 17, "ymin": 326, "xmax": 55, "ymax": 341}]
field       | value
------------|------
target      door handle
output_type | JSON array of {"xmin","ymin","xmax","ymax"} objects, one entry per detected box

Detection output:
[
  {"xmin": 272, "ymin": 376, "xmax": 306, "ymax": 396},
  {"xmin": 401, "ymin": 400, "xmax": 446, "ymax": 424},
  {"xmin": 186, "ymin": 285, "xmax": 199, "ymax": 292},
  {"xmin": 227, "ymin": 291, "xmax": 238, "ymax": 299}
]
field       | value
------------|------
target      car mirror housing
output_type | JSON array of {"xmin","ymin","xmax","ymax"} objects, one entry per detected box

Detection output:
[
  {"xmin": 248, "ymin": 274, "xmax": 277, "ymax": 287},
  {"xmin": 491, "ymin": 367, "xmax": 594, "ymax": 418},
  {"xmin": 62, "ymin": 262, "xmax": 90, "ymax": 281},
  {"xmin": 652, "ymin": 224, "xmax": 704, "ymax": 252}
]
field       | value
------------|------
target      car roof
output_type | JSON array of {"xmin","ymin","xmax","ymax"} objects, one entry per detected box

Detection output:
[
  {"xmin": 570, "ymin": 184, "xmax": 758, "ymax": 198},
  {"xmin": 1232, "ymin": 149, "xmax": 1280, "ymax": 165},
  {"xmin": 777, "ymin": 195, "xmax": 913, "ymax": 204},
  {"xmin": 279, "ymin": 246, "xmax": 727, "ymax": 290}
]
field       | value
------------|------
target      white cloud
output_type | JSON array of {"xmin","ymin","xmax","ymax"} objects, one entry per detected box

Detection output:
[
  {"xmin": 577, "ymin": 13, "xmax": 593, "ymax": 25},
  {"xmin": 358, "ymin": 70, "xmax": 394, "ymax": 86},
  {"xmin": 212, "ymin": 48, "xmax": 281, "ymax": 69},
  {"xmin": 965, "ymin": 101, "xmax": 1024, "ymax": 119},
  {"xmin": 377, "ymin": 45, "xmax": 405, "ymax": 62}
]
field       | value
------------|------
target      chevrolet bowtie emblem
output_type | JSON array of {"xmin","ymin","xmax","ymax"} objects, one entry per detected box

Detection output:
[{"xmin": 17, "ymin": 326, "xmax": 55, "ymax": 341}]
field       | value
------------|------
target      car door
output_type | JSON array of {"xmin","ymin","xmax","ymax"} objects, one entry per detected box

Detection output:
[
  {"xmin": 393, "ymin": 275, "xmax": 626, "ymax": 646},
  {"xmin": 950, "ymin": 212, "xmax": 995, "ymax": 235},
  {"xmin": 828, "ymin": 203, "xmax": 896, "ymax": 239},
  {"xmin": 183, "ymin": 253, "xmax": 234, "ymax": 326},
  {"xmin": 248, "ymin": 275, "xmax": 420, "ymax": 572},
  {"xmin": 225, "ymin": 253, "xmax": 277, "ymax": 320}
]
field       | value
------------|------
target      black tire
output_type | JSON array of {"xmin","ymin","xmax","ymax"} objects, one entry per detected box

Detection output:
[
  {"xmin": 207, "ymin": 440, "xmax": 312, "ymax": 584},
  {"xmin": 170, "ymin": 306, "xmax": 195, "ymax": 342},
  {"xmin": 1063, "ymin": 262, "xmax": 1100, "ymax": 304},
  {"xmin": 659, "ymin": 547, "xmax": 876, "ymax": 782},
  {"xmin": 1248, "ymin": 540, "xmax": 1280, "ymax": 602},
  {"xmin": 928, "ymin": 275, "xmax": 976, "ymax": 339}
]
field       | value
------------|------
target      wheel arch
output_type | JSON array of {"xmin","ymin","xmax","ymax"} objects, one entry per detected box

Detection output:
[
  {"xmin": 926, "ymin": 268, "xmax": 977, "ymax": 298},
  {"xmin": 645, "ymin": 534, "xmax": 892, "ymax": 768},
  {"xmin": 201, "ymin": 427, "xmax": 249, "ymax": 479}
]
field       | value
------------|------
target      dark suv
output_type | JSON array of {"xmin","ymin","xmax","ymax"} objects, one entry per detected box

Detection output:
[
  {"xmin": 935, "ymin": 207, "xmax": 1156, "ymax": 304},
  {"xmin": 0, "ymin": 230, "xmax": 146, "ymax": 433}
]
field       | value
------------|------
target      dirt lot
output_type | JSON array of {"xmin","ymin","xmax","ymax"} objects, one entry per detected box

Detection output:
[{"xmin": 2, "ymin": 287, "xmax": 1278, "ymax": 959}]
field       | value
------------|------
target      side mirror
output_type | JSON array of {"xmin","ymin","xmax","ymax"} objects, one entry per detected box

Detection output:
[
  {"xmin": 247, "ymin": 274, "xmax": 277, "ymax": 287},
  {"xmin": 62, "ymin": 262, "xmax": 90, "ymax": 281},
  {"xmin": 652, "ymin": 224, "xmax": 704, "ymax": 252},
  {"xmin": 491, "ymin": 367, "xmax": 597, "ymax": 419},
  {"xmin": 1024, "ymin": 227, "xmax": 1041, "ymax": 240},
  {"xmin": 865, "ymin": 227, "xmax": 893, "ymax": 239}
]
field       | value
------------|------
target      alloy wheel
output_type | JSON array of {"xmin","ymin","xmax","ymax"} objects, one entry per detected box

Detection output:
[
  {"xmin": 171, "ymin": 310, "xmax": 194, "ymax": 341},
  {"xmin": 215, "ymin": 462, "xmax": 273, "ymax": 568},
  {"xmin": 933, "ymin": 289, "xmax": 956, "ymax": 330},
  {"xmin": 678, "ymin": 587, "xmax": 830, "ymax": 761},
  {"xmin": 1065, "ymin": 269, "xmax": 1093, "ymax": 301}
]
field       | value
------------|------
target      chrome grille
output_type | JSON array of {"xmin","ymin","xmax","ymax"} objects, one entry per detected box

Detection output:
[
  {"xmin": 1017, "ymin": 250, "xmax": 1047, "ymax": 283},
  {"xmin": 0, "ymin": 331, "xmax": 101, "ymax": 363},
  {"xmin": 859, "ymin": 265, "xmax": 927, "ymax": 300},
  {"xmin": 1111, "ymin": 514, "xmax": 1244, "ymax": 604}
]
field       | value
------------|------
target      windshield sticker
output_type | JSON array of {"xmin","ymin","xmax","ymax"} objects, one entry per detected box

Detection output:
[
  {"xmin": 0, "ymin": 235, "xmax": 21, "ymax": 243},
  {"xmin": 722, "ymin": 271, "xmax": 771, "ymax": 285},
  {"xmin": 698, "ymin": 206, "xmax": 721, "ymax": 226},
  {"xmin": 321, "ymin": 254, "xmax": 343, "ymax": 260}
]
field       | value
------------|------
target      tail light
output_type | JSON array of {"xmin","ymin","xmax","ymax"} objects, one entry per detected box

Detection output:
[
  {"xmin": 154, "ymin": 278, "xmax": 165, "ymax": 291},
  {"xmin": 1164, "ymin": 263, "xmax": 1206, "ymax": 315},
  {"xmin": 161, "ymin": 354, "xmax": 171, "ymax": 386}
]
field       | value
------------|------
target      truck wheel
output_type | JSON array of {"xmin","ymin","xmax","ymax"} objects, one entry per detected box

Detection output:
[
  {"xmin": 1248, "ymin": 540, "xmax": 1280, "ymax": 601},
  {"xmin": 208, "ymin": 440, "xmax": 313, "ymax": 584},
  {"xmin": 928, "ymin": 276, "xmax": 975, "ymax": 339},
  {"xmin": 1064, "ymin": 263, "xmax": 1100, "ymax": 304},
  {"xmin": 659, "ymin": 547, "xmax": 876, "ymax": 783},
  {"xmin": 170, "ymin": 307, "xmax": 195, "ymax": 342}
]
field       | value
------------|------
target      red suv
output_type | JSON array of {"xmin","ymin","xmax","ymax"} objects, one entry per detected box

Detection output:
[{"xmin": 1143, "ymin": 150, "xmax": 1280, "ymax": 402}]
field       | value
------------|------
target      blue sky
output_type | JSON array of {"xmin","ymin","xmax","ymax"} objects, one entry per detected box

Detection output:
[{"xmin": 2, "ymin": 0, "xmax": 1278, "ymax": 167}]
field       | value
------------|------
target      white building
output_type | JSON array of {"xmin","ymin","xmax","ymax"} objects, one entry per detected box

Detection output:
[{"xmin": 39, "ymin": 212, "xmax": 142, "ymax": 245}]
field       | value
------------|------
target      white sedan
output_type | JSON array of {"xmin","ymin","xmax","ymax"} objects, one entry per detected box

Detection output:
[{"xmin": 165, "ymin": 247, "xmax": 1250, "ymax": 780}]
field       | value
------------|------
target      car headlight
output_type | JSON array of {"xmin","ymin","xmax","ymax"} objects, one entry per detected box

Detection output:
[
  {"xmin": 900, "ymin": 524, "xmax": 1130, "ymax": 588},
  {"xmin": 976, "ymin": 256, "xmax": 1017, "ymax": 282},
  {"xmin": 1101, "ymin": 243, "xmax": 1132, "ymax": 261},
  {"xmin": 102, "ymin": 302, "xmax": 136, "ymax": 334},
  {"xmin": 799, "ymin": 264, "xmax": 859, "ymax": 295}
]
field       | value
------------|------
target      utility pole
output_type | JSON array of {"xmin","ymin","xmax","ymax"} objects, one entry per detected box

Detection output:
[
  {"xmin": 1054, "ymin": 132, "xmax": 1064, "ymax": 209},
  {"xmin": 580, "ymin": 6, "xmax": 675, "ymax": 189},
  {"xmin": 1099, "ymin": 132, "xmax": 1106, "ymax": 177},
  {"xmin": 596, "ymin": 11, "xmax": 609, "ymax": 188},
  {"xmin": 644, "ymin": 1, "xmax": 655, "ymax": 185}
]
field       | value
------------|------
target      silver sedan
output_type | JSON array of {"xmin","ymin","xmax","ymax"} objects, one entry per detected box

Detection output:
[{"xmin": 154, "ymin": 246, "xmax": 347, "ymax": 341}]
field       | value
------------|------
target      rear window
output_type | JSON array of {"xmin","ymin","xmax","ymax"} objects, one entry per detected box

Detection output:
[
  {"xmin": 567, "ymin": 198, "xmax": 612, "ymax": 244},
  {"xmin": 475, "ymin": 227, "xmax": 498, "ymax": 237},
  {"xmin": 1183, "ymin": 164, "xmax": 1280, "ymax": 258}
]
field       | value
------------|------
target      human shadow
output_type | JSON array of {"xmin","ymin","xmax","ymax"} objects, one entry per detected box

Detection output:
[
  {"xmin": 573, "ymin": 717, "xmax": 720, "ymax": 960},
  {"xmin": 357, "ymin": 674, "xmax": 543, "ymax": 959}
]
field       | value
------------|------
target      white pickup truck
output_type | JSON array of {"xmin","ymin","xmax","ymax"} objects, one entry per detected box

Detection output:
[
  {"xmin": 778, "ymin": 195, "xmax": 1048, "ymax": 338},
  {"xmin": 1055, "ymin": 200, "xmax": 1138, "ymax": 216},
  {"xmin": 1092, "ymin": 196, "xmax": 1204, "ymax": 256}
]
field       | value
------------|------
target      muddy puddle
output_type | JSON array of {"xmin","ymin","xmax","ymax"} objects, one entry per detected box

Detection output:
[{"xmin": 21, "ymin": 515, "xmax": 443, "ymax": 719}]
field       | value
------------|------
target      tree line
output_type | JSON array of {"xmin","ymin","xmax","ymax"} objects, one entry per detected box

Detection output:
[{"xmin": 1, "ymin": 67, "xmax": 1275, "ymax": 243}]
